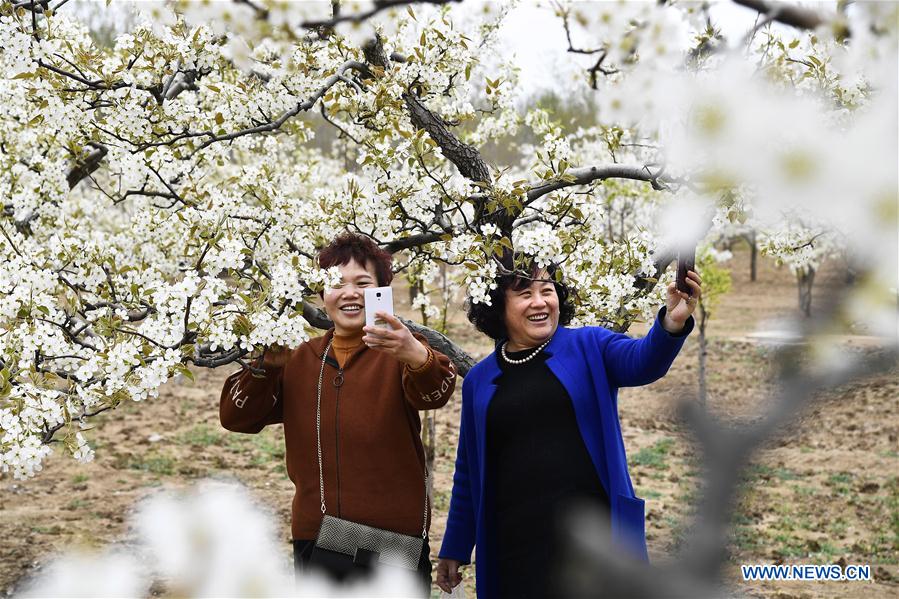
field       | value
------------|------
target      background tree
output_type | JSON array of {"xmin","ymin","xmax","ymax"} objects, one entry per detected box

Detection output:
[
  {"xmin": 693, "ymin": 244, "xmax": 733, "ymax": 406},
  {"xmin": 759, "ymin": 219, "xmax": 839, "ymax": 317}
]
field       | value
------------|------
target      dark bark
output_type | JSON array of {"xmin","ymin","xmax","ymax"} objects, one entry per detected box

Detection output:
[
  {"xmin": 797, "ymin": 267, "xmax": 815, "ymax": 317},
  {"xmin": 698, "ymin": 308, "xmax": 708, "ymax": 406},
  {"xmin": 67, "ymin": 143, "xmax": 108, "ymax": 189},
  {"xmin": 527, "ymin": 164, "xmax": 668, "ymax": 203},
  {"xmin": 402, "ymin": 91, "xmax": 506, "ymax": 232},
  {"xmin": 748, "ymin": 230, "xmax": 757, "ymax": 282},
  {"xmin": 402, "ymin": 92, "xmax": 490, "ymax": 185},
  {"xmin": 300, "ymin": 0, "xmax": 461, "ymax": 30},
  {"xmin": 362, "ymin": 34, "xmax": 391, "ymax": 68},
  {"xmin": 732, "ymin": 0, "xmax": 826, "ymax": 31},
  {"xmin": 383, "ymin": 232, "xmax": 446, "ymax": 254}
]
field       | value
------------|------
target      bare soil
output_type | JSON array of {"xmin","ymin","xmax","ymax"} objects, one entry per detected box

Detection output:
[{"xmin": 1, "ymin": 246, "xmax": 897, "ymax": 598}]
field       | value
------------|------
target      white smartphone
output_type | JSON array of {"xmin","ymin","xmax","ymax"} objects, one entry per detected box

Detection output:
[{"xmin": 364, "ymin": 286, "xmax": 394, "ymax": 329}]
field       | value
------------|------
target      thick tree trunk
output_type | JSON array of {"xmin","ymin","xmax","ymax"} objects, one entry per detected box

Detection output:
[
  {"xmin": 409, "ymin": 280, "xmax": 419, "ymax": 313},
  {"xmin": 748, "ymin": 230, "xmax": 757, "ymax": 282},
  {"xmin": 423, "ymin": 411, "xmax": 436, "ymax": 496},
  {"xmin": 797, "ymin": 267, "xmax": 815, "ymax": 317}
]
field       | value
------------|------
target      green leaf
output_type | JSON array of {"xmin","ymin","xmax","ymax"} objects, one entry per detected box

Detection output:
[
  {"xmin": 206, "ymin": 84, "xmax": 220, "ymax": 92},
  {"xmin": 215, "ymin": 113, "xmax": 225, "ymax": 125},
  {"xmin": 174, "ymin": 363, "xmax": 194, "ymax": 382}
]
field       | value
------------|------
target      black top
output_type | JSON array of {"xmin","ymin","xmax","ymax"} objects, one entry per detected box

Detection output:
[{"xmin": 487, "ymin": 343, "xmax": 611, "ymax": 597}]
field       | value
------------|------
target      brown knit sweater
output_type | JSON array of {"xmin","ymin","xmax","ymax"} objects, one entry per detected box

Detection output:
[{"xmin": 220, "ymin": 329, "xmax": 457, "ymax": 540}]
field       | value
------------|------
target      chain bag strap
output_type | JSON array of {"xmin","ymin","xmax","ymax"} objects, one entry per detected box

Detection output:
[{"xmin": 311, "ymin": 337, "xmax": 428, "ymax": 572}]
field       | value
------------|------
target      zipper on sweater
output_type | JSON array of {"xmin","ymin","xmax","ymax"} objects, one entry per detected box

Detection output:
[{"xmin": 333, "ymin": 368, "xmax": 344, "ymax": 517}]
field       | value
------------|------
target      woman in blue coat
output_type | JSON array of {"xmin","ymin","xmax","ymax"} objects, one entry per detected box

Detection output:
[{"xmin": 435, "ymin": 261, "xmax": 701, "ymax": 598}]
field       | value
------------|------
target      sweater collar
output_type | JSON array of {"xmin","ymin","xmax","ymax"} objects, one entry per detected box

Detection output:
[
  {"xmin": 313, "ymin": 328, "xmax": 369, "ymax": 367},
  {"xmin": 332, "ymin": 328, "xmax": 364, "ymax": 349}
]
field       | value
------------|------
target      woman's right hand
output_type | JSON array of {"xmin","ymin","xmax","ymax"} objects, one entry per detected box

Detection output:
[
  {"xmin": 261, "ymin": 345, "xmax": 292, "ymax": 369},
  {"xmin": 435, "ymin": 558, "xmax": 463, "ymax": 593}
]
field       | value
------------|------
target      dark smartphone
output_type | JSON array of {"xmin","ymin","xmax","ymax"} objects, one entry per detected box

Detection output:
[{"xmin": 676, "ymin": 247, "xmax": 695, "ymax": 296}]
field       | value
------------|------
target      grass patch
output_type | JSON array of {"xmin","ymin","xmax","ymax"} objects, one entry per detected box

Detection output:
[
  {"xmin": 775, "ymin": 515, "xmax": 798, "ymax": 532},
  {"xmin": 128, "ymin": 453, "xmax": 176, "ymax": 475},
  {"xmin": 632, "ymin": 438, "xmax": 674, "ymax": 470},
  {"xmin": 732, "ymin": 512, "xmax": 753, "ymax": 526},
  {"xmin": 66, "ymin": 498, "xmax": 88, "ymax": 510},
  {"xmin": 662, "ymin": 514, "xmax": 689, "ymax": 552},
  {"xmin": 31, "ymin": 525, "xmax": 63, "ymax": 535},
  {"xmin": 774, "ymin": 468, "xmax": 799, "ymax": 481},
  {"xmin": 640, "ymin": 489, "xmax": 663, "ymax": 500},
  {"xmin": 247, "ymin": 430, "xmax": 286, "ymax": 467},
  {"xmin": 180, "ymin": 424, "xmax": 224, "ymax": 447},
  {"xmin": 773, "ymin": 533, "xmax": 807, "ymax": 558},
  {"xmin": 744, "ymin": 463, "xmax": 775, "ymax": 480},
  {"xmin": 812, "ymin": 540, "xmax": 843, "ymax": 558},
  {"xmin": 71, "ymin": 473, "xmax": 89, "ymax": 484},
  {"xmin": 828, "ymin": 517, "xmax": 848, "ymax": 536},
  {"xmin": 433, "ymin": 489, "xmax": 451, "ymax": 512},
  {"xmin": 885, "ymin": 478, "xmax": 899, "ymax": 554},
  {"xmin": 732, "ymin": 525, "xmax": 762, "ymax": 552},
  {"xmin": 828, "ymin": 472, "xmax": 853, "ymax": 485},
  {"xmin": 827, "ymin": 472, "xmax": 853, "ymax": 496},
  {"xmin": 792, "ymin": 484, "xmax": 818, "ymax": 497}
]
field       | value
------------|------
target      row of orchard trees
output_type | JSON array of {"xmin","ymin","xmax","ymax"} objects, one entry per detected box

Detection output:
[{"xmin": 1, "ymin": 0, "xmax": 896, "ymax": 479}]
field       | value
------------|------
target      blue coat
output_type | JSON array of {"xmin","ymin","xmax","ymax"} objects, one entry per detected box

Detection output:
[{"xmin": 438, "ymin": 308, "xmax": 693, "ymax": 597}]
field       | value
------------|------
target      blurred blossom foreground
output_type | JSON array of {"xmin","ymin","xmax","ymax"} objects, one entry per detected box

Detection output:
[{"xmin": 17, "ymin": 481, "xmax": 422, "ymax": 598}]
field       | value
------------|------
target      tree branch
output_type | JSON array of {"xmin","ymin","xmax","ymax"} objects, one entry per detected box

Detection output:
[
  {"xmin": 403, "ymin": 92, "xmax": 491, "ymax": 185},
  {"xmin": 300, "ymin": 0, "xmax": 461, "ymax": 30},
  {"xmin": 67, "ymin": 143, "xmax": 108, "ymax": 190},
  {"xmin": 731, "ymin": 0, "xmax": 827, "ymax": 31},
  {"xmin": 527, "ymin": 164, "xmax": 669, "ymax": 204},
  {"xmin": 382, "ymin": 231, "xmax": 447, "ymax": 254},
  {"xmin": 186, "ymin": 60, "xmax": 369, "ymax": 155}
]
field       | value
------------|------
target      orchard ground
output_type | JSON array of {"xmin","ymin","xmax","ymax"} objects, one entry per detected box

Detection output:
[{"xmin": 1, "ymin": 246, "xmax": 897, "ymax": 598}]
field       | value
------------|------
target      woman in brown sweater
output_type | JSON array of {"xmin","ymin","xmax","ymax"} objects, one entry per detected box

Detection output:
[{"xmin": 220, "ymin": 233, "xmax": 456, "ymax": 593}]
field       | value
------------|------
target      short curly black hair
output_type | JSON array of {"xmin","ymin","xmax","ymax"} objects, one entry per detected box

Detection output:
[
  {"xmin": 318, "ymin": 232, "xmax": 393, "ymax": 286},
  {"xmin": 466, "ymin": 261, "xmax": 576, "ymax": 341}
]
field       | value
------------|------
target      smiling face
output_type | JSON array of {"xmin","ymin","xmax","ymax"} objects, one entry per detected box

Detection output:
[
  {"xmin": 322, "ymin": 258, "xmax": 378, "ymax": 335},
  {"xmin": 502, "ymin": 273, "xmax": 560, "ymax": 351}
]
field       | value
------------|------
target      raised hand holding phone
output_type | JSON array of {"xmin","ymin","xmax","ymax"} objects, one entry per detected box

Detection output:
[
  {"xmin": 362, "ymin": 287, "xmax": 429, "ymax": 368},
  {"xmin": 676, "ymin": 246, "xmax": 696, "ymax": 296},
  {"xmin": 364, "ymin": 286, "xmax": 394, "ymax": 329},
  {"xmin": 665, "ymin": 252, "xmax": 703, "ymax": 333}
]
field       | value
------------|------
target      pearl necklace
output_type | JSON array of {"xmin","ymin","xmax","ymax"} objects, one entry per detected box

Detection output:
[{"xmin": 500, "ymin": 337, "xmax": 552, "ymax": 365}]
